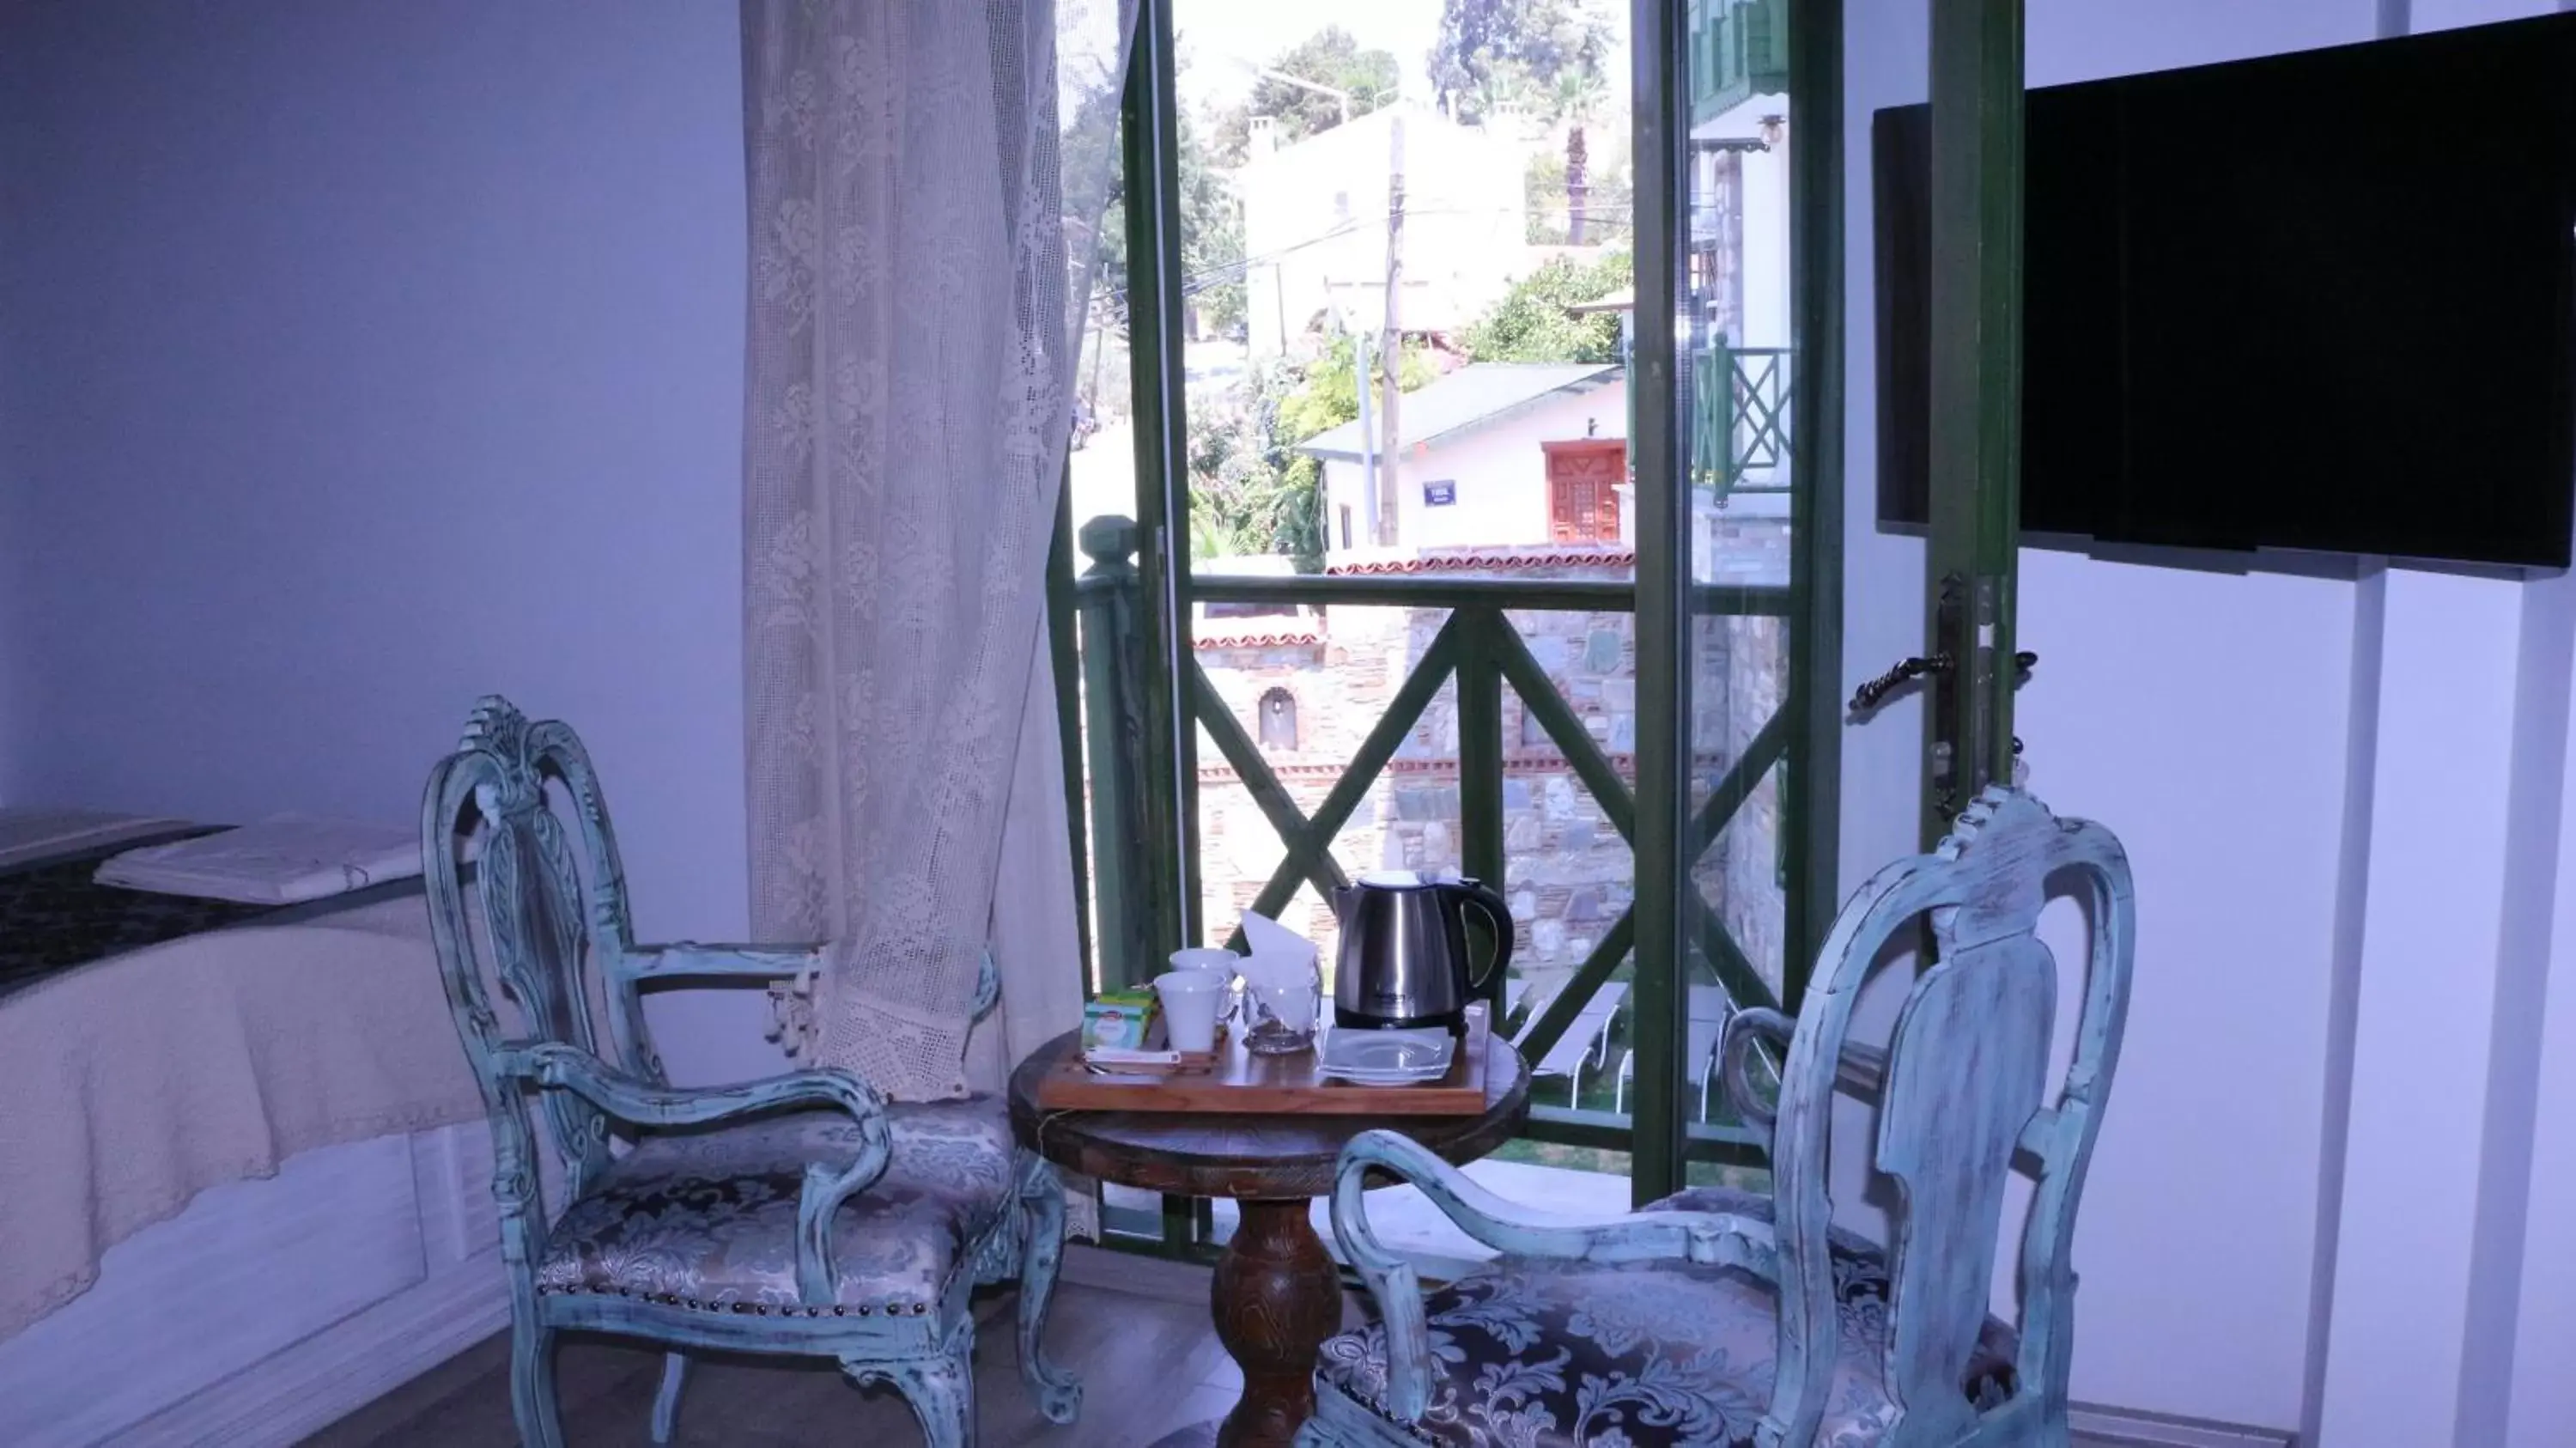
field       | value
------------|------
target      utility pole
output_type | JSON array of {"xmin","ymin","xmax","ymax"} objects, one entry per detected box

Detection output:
[
  {"xmin": 1376, "ymin": 112, "xmax": 1405, "ymax": 545},
  {"xmin": 1352, "ymin": 316, "xmax": 1378, "ymax": 543}
]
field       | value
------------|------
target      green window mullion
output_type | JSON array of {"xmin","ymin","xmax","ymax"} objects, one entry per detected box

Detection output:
[
  {"xmin": 1120, "ymin": 0, "xmax": 1199, "ymax": 952},
  {"xmin": 1625, "ymin": 0, "xmax": 1698, "ymax": 1208}
]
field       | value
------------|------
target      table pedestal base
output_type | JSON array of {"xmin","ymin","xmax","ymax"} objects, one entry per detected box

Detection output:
[{"xmin": 1206, "ymin": 1198, "xmax": 1343, "ymax": 1448}]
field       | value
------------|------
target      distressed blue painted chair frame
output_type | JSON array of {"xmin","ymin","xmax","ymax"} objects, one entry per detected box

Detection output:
[
  {"xmin": 1299, "ymin": 788, "xmax": 2134, "ymax": 1448},
  {"xmin": 421, "ymin": 697, "xmax": 1078, "ymax": 1447}
]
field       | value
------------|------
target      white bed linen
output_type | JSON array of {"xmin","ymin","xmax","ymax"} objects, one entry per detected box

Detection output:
[
  {"xmin": 0, "ymin": 1123, "xmax": 508, "ymax": 1448},
  {"xmin": 0, "ymin": 894, "xmax": 484, "ymax": 1342}
]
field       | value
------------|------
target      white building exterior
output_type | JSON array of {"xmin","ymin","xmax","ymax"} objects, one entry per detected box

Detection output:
[
  {"xmin": 1300, "ymin": 364, "xmax": 1626, "ymax": 559},
  {"xmin": 1692, "ymin": 94, "xmax": 1794, "ymax": 354},
  {"xmin": 1238, "ymin": 102, "xmax": 1532, "ymax": 359}
]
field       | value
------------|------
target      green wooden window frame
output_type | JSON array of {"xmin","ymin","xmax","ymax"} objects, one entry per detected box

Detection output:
[{"xmin": 1049, "ymin": 0, "xmax": 1851, "ymax": 1233}]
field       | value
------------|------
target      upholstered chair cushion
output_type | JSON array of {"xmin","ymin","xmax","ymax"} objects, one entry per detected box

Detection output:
[
  {"xmin": 534, "ymin": 1095, "xmax": 1016, "ymax": 1316},
  {"xmin": 1313, "ymin": 1185, "xmax": 2018, "ymax": 1448}
]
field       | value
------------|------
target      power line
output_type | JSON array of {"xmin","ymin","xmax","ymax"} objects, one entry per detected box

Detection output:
[{"xmin": 1085, "ymin": 203, "xmax": 1643, "ymax": 313}]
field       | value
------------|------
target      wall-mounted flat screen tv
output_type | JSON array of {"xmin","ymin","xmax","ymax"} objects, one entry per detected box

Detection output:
[{"xmin": 1874, "ymin": 13, "xmax": 2576, "ymax": 569}]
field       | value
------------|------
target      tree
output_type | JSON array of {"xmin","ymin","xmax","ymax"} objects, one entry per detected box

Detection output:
[
  {"xmin": 1188, "ymin": 377, "xmax": 1309, "ymax": 563},
  {"xmin": 1459, "ymin": 251, "xmax": 1631, "ymax": 365},
  {"xmin": 1552, "ymin": 64, "xmax": 1610, "ymax": 245},
  {"xmin": 1430, "ymin": 0, "xmax": 1616, "ymax": 237},
  {"xmin": 1523, "ymin": 131, "xmax": 1632, "ymax": 246},
  {"xmin": 1209, "ymin": 27, "xmax": 1401, "ymax": 166},
  {"xmin": 1427, "ymin": 0, "xmax": 1613, "ymax": 126},
  {"xmin": 1188, "ymin": 338, "xmax": 1439, "ymax": 569},
  {"xmin": 1078, "ymin": 66, "xmax": 1244, "ymax": 351}
]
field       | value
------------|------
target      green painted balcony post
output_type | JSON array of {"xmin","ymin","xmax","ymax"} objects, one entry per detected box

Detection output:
[
  {"xmin": 1693, "ymin": 334, "xmax": 1738, "ymax": 500},
  {"xmin": 1075, "ymin": 514, "xmax": 1159, "ymax": 990},
  {"xmin": 1457, "ymin": 611, "xmax": 1509, "ymax": 1010}
]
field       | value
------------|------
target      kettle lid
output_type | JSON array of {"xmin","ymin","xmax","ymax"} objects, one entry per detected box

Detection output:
[{"xmin": 1358, "ymin": 868, "xmax": 1440, "ymax": 890}]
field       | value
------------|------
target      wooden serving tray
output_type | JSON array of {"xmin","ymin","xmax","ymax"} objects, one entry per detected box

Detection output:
[{"xmin": 1036, "ymin": 1006, "xmax": 1492, "ymax": 1116}]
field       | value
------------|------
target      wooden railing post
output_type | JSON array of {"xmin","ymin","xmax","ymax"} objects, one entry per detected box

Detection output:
[{"xmin": 1075, "ymin": 514, "xmax": 1161, "ymax": 989}]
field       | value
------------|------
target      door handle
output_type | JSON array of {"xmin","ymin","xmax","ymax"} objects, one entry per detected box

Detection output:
[
  {"xmin": 1848, "ymin": 654, "xmax": 1950, "ymax": 717},
  {"xmin": 1849, "ymin": 649, "xmax": 2034, "ymax": 719}
]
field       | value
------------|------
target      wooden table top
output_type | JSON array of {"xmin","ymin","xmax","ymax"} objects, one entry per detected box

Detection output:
[{"xmin": 1007, "ymin": 1028, "xmax": 1532, "ymax": 1201}]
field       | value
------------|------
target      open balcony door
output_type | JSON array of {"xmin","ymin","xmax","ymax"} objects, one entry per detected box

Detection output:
[
  {"xmin": 1060, "ymin": 0, "xmax": 2036, "ymax": 1230},
  {"xmin": 1623, "ymin": 0, "xmax": 2031, "ymax": 1202}
]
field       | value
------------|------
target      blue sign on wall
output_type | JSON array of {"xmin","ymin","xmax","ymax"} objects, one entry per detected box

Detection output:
[{"xmin": 1422, "ymin": 480, "xmax": 1456, "ymax": 507}]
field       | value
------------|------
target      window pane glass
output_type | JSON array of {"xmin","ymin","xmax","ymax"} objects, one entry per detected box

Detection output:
[{"xmin": 1674, "ymin": 0, "xmax": 1799, "ymax": 1123}]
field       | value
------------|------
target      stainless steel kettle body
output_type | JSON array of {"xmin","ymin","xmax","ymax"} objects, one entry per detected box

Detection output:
[{"xmin": 1330, "ymin": 870, "xmax": 1515, "ymax": 1031}]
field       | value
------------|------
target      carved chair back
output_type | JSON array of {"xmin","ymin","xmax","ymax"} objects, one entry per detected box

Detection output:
[
  {"xmin": 420, "ymin": 697, "xmax": 660, "ymax": 1254},
  {"xmin": 1759, "ymin": 788, "xmax": 2134, "ymax": 1445}
]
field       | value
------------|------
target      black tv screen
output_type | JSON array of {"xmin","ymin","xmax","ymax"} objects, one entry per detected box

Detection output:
[{"xmin": 1875, "ymin": 13, "xmax": 2576, "ymax": 569}]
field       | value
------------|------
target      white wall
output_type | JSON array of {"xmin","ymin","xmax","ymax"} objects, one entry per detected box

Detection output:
[
  {"xmin": 1242, "ymin": 104, "xmax": 1530, "ymax": 357},
  {"xmin": 0, "ymin": 29, "xmax": 21, "ymax": 808},
  {"xmin": 1846, "ymin": 1, "xmax": 2576, "ymax": 1439},
  {"xmin": 0, "ymin": 0, "xmax": 774, "ymax": 1085},
  {"xmin": 1332, "ymin": 384, "xmax": 1629, "ymax": 555}
]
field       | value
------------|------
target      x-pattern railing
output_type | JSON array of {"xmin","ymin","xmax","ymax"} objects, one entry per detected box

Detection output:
[
  {"xmin": 1185, "ymin": 575, "xmax": 1795, "ymax": 1063},
  {"xmin": 1692, "ymin": 341, "xmax": 1795, "ymax": 500}
]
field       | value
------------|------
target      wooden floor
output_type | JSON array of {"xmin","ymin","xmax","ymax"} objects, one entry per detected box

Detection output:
[
  {"xmin": 302, "ymin": 1263, "xmax": 2135, "ymax": 1448},
  {"xmin": 301, "ymin": 1278, "xmax": 1244, "ymax": 1448}
]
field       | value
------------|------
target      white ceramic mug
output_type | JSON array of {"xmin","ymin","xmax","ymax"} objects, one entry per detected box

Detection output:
[
  {"xmin": 1170, "ymin": 946, "xmax": 1243, "ymax": 1027},
  {"xmin": 1152, "ymin": 970, "xmax": 1227, "ymax": 1054}
]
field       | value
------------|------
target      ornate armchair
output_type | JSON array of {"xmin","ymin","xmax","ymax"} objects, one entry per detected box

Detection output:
[
  {"xmin": 1298, "ymin": 788, "xmax": 2133, "ymax": 1448},
  {"xmin": 420, "ymin": 697, "xmax": 1078, "ymax": 1448}
]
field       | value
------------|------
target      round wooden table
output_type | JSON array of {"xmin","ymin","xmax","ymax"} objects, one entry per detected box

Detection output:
[{"xmin": 1008, "ymin": 1029, "xmax": 1530, "ymax": 1448}]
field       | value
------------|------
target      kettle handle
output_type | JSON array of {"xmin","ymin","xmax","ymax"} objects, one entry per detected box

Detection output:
[{"xmin": 1443, "ymin": 879, "xmax": 1515, "ymax": 993}]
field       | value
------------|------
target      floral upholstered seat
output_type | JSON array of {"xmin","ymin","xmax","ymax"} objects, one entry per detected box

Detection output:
[
  {"xmin": 535, "ymin": 1096, "xmax": 1018, "ymax": 1317},
  {"xmin": 1313, "ymin": 1186, "xmax": 2017, "ymax": 1448},
  {"xmin": 1297, "ymin": 794, "xmax": 2135, "ymax": 1448},
  {"xmin": 425, "ymin": 699, "xmax": 1079, "ymax": 1448}
]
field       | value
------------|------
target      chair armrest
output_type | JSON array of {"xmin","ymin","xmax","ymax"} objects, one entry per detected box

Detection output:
[
  {"xmin": 497, "ymin": 1042, "xmax": 891, "ymax": 1306},
  {"xmin": 1716, "ymin": 1008, "xmax": 1887, "ymax": 1135},
  {"xmin": 625, "ymin": 941, "xmax": 827, "ymax": 982},
  {"xmin": 648, "ymin": 943, "xmax": 998, "ymax": 1012},
  {"xmin": 1329, "ymin": 1129, "xmax": 1776, "ymax": 1422}
]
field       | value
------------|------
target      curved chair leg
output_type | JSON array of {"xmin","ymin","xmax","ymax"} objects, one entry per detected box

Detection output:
[
  {"xmin": 650, "ymin": 1352, "xmax": 689, "ymax": 1444},
  {"xmin": 848, "ymin": 1336, "xmax": 976, "ymax": 1448},
  {"xmin": 1015, "ymin": 1153, "xmax": 1083, "ymax": 1425},
  {"xmin": 508, "ymin": 1319, "xmax": 563, "ymax": 1448}
]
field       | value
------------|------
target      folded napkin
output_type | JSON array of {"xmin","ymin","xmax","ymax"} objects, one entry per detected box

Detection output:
[
  {"xmin": 95, "ymin": 814, "xmax": 422, "ymax": 905},
  {"xmin": 1237, "ymin": 909, "xmax": 1322, "ymax": 1033}
]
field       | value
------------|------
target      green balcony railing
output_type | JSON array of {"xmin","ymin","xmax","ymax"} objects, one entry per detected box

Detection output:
[
  {"xmin": 1066, "ymin": 517, "xmax": 1793, "ymax": 1170},
  {"xmin": 1695, "ymin": 340, "xmax": 1793, "ymax": 501},
  {"xmin": 1625, "ymin": 339, "xmax": 1794, "ymax": 502}
]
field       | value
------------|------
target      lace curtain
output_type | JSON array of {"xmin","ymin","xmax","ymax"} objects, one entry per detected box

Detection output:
[{"xmin": 741, "ymin": 0, "xmax": 1133, "ymax": 1100}]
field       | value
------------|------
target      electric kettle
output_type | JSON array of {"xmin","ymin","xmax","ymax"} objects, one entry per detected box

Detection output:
[{"xmin": 1330, "ymin": 870, "xmax": 1514, "ymax": 1031}]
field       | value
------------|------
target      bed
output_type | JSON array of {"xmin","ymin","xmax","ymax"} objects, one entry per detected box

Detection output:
[{"xmin": 0, "ymin": 818, "xmax": 501, "ymax": 1447}]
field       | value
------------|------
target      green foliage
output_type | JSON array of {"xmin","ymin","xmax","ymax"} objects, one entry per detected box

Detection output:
[
  {"xmin": 1524, "ymin": 144, "xmax": 1633, "ymax": 246},
  {"xmin": 1188, "ymin": 359, "xmax": 1318, "ymax": 569},
  {"xmin": 1460, "ymin": 251, "xmax": 1631, "ymax": 365},
  {"xmin": 1428, "ymin": 0, "xmax": 1613, "ymax": 126},
  {"xmin": 1084, "ymin": 61, "xmax": 1243, "ymax": 341},
  {"xmin": 1176, "ymin": 103, "xmax": 1247, "ymax": 336},
  {"xmin": 1186, "ymin": 338, "xmax": 1440, "ymax": 569},
  {"xmin": 1209, "ymin": 27, "xmax": 1401, "ymax": 165},
  {"xmin": 1276, "ymin": 333, "xmax": 1441, "ymax": 445}
]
